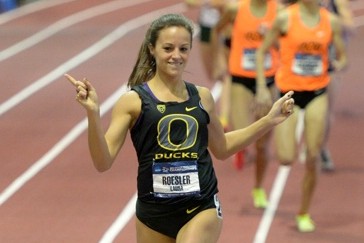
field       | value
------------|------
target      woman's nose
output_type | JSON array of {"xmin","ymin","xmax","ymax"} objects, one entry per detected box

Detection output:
[{"xmin": 171, "ymin": 49, "xmax": 181, "ymax": 58}]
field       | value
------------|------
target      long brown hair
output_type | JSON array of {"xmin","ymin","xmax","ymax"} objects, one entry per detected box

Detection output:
[{"xmin": 127, "ymin": 14, "xmax": 194, "ymax": 87}]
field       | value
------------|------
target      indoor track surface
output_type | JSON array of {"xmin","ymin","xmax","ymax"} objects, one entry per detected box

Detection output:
[{"xmin": 0, "ymin": 0, "xmax": 363, "ymax": 242}]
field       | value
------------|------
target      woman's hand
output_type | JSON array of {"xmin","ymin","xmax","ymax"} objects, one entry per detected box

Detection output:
[
  {"xmin": 64, "ymin": 74, "xmax": 100, "ymax": 113},
  {"xmin": 266, "ymin": 91, "xmax": 294, "ymax": 125}
]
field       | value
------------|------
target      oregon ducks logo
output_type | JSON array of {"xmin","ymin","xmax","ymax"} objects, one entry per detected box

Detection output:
[
  {"xmin": 157, "ymin": 114, "xmax": 198, "ymax": 151},
  {"xmin": 157, "ymin": 104, "xmax": 166, "ymax": 113}
]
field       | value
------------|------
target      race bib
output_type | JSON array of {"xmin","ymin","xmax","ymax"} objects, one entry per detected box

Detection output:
[
  {"xmin": 292, "ymin": 53, "xmax": 323, "ymax": 76},
  {"xmin": 152, "ymin": 161, "xmax": 200, "ymax": 198},
  {"xmin": 241, "ymin": 49, "xmax": 272, "ymax": 71}
]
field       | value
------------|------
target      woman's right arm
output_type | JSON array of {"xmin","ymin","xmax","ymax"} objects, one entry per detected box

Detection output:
[
  {"xmin": 88, "ymin": 91, "xmax": 141, "ymax": 172},
  {"xmin": 65, "ymin": 74, "xmax": 140, "ymax": 172}
]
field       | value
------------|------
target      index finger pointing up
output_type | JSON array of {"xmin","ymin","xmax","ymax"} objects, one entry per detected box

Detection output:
[{"xmin": 64, "ymin": 73, "xmax": 77, "ymax": 86}]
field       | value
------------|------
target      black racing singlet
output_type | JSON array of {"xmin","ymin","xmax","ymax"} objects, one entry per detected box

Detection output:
[{"xmin": 131, "ymin": 82, "xmax": 219, "ymax": 205}]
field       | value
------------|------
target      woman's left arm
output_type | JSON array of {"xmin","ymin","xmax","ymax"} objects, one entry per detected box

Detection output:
[
  {"xmin": 330, "ymin": 13, "xmax": 348, "ymax": 71},
  {"xmin": 198, "ymin": 87, "xmax": 294, "ymax": 160},
  {"xmin": 335, "ymin": 0, "xmax": 355, "ymax": 31}
]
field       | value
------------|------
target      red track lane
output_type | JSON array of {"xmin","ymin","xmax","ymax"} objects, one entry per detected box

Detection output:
[{"xmin": 0, "ymin": 1, "xmax": 363, "ymax": 242}]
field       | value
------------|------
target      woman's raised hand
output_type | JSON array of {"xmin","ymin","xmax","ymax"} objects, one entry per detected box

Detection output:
[
  {"xmin": 266, "ymin": 91, "xmax": 295, "ymax": 125},
  {"xmin": 64, "ymin": 74, "xmax": 99, "ymax": 113}
]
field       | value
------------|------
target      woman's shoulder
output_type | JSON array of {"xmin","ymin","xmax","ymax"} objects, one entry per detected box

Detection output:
[
  {"xmin": 183, "ymin": 81, "xmax": 212, "ymax": 100},
  {"xmin": 196, "ymin": 85, "xmax": 215, "ymax": 111},
  {"xmin": 114, "ymin": 89, "xmax": 141, "ymax": 111}
]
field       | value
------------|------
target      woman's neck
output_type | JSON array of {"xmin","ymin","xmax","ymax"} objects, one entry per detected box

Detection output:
[
  {"xmin": 298, "ymin": 1, "xmax": 321, "ymax": 27},
  {"xmin": 148, "ymin": 74, "xmax": 187, "ymax": 102},
  {"xmin": 299, "ymin": 0, "xmax": 320, "ymax": 15},
  {"xmin": 250, "ymin": 0, "xmax": 268, "ymax": 17}
]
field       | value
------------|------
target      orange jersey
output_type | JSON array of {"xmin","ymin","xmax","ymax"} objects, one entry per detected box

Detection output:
[
  {"xmin": 229, "ymin": 0, "xmax": 279, "ymax": 78},
  {"xmin": 276, "ymin": 4, "xmax": 332, "ymax": 92}
]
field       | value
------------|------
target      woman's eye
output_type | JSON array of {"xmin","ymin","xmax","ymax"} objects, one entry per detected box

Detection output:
[{"xmin": 162, "ymin": 46, "xmax": 189, "ymax": 53}]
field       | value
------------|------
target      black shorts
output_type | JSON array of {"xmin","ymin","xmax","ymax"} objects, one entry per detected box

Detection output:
[
  {"xmin": 199, "ymin": 25, "xmax": 212, "ymax": 43},
  {"xmin": 280, "ymin": 88, "xmax": 327, "ymax": 109},
  {"xmin": 224, "ymin": 38, "xmax": 231, "ymax": 49},
  {"xmin": 136, "ymin": 194, "xmax": 222, "ymax": 239},
  {"xmin": 199, "ymin": 24, "xmax": 231, "ymax": 48},
  {"xmin": 231, "ymin": 75, "xmax": 275, "ymax": 95}
]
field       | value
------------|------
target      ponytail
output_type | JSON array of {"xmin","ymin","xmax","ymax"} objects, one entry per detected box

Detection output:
[{"xmin": 127, "ymin": 33, "xmax": 156, "ymax": 87}]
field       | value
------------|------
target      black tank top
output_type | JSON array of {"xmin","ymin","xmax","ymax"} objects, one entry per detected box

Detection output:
[{"xmin": 131, "ymin": 82, "xmax": 219, "ymax": 205}]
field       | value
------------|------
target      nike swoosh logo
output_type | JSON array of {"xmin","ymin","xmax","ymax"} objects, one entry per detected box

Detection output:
[
  {"xmin": 186, "ymin": 206, "xmax": 200, "ymax": 214},
  {"xmin": 185, "ymin": 106, "xmax": 197, "ymax": 112}
]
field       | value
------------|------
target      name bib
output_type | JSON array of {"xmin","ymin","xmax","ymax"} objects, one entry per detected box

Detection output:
[
  {"xmin": 152, "ymin": 161, "xmax": 200, "ymax": 198},
  {"xmin": 292, "ymin": 53, "xmax": 323, "ymax": 76},
  {"xmin": 241, "ymin": 49, "xmax": 272, "ymax": 71}
]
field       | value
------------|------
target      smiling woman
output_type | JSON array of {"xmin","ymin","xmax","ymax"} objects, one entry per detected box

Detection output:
[{"xmin": 65, "ymin": 13, "xmax": 294, "ymax": 243}]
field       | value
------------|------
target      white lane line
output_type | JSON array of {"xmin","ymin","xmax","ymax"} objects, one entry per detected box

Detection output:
[
  {"xmin": 0, "ymin": 118, "xmax": 87, "ymax": 206},
  {"xmin": 253, "ymin": 110, "xmax": 304, "ymax": 243},
  {"xmin": 0, "ymin": 1, "xmax": 178, "ymax": 117},
  {"xmin": 253, "ymin": 166, "xmax": 291, "ymax": 243},
  {"xmin": 99, "ymin": 193, "xmax": 138, "ymax": 243},
  {"xmin": 0, "ymin": 0, "xmax": 153, "ymax": 61},
  {"xmin": 0, "ymin": 0, "xmax": 76, "ymax": 25},
  {"xmin": 0, "ymin": 81, "xmax": 127, "ymax": 206}
]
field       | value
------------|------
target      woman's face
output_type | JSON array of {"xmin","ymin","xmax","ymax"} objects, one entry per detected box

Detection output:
[{"xmin": 150, "ymin": 26, "xmax": 192, "ymax": 80}]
